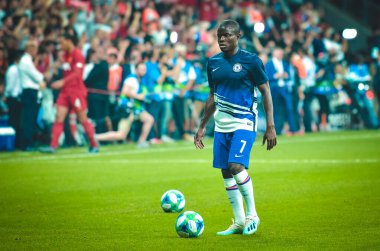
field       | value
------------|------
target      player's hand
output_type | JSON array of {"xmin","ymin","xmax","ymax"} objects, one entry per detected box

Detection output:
[
  {"xmin": 44, "ymin": 72, "xmax": 52, "ymax": 82},
  {"xmin": 136, "ymin": 93, "xmax": 145, "ymax": 101},
  {"xmin": 119, "ymin": 39, "xmax": 130, "ymax": 49},
  {"xmin": 39, "ymin": 82, "xmax": 46, "ymax": 90},
  {"xmin": 50, "ymin": 80, "xmax": 64, "ymax": 90},
  {"xmin": 262, "ymin": 125, "xmax": 277, "ymax": 150},
  {"xmin": 194, "ymin": 127, "xmax": 206, "ymax": 149}
]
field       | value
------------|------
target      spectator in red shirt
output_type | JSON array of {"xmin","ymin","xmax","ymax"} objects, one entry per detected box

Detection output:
[
  {"xmin": 40, "ymin": 33, "xmax": 99, "ymax": 153},
  {"xmin": 199, "ymin": 0, "xmax": 219, "ymax": 24},
  {"xmin": 142, "ymin": 1, "xmax": 160, "ymax": 32}
]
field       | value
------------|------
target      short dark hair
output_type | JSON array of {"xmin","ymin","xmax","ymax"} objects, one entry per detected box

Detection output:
[
  {"xmin": 9, "ymin": 49, "xmax": 23, "ymax": 64},
  {"xmin": 63, "ymin": 32, "xmax": 79, "ymax": 46},
  {"xmin": 86, "ymin": 48, "xmax": 96, "ymax": 64},
  {"xmin": 219, "ymin": 20, "xmax": 241, "ymax": 35},
  {"xmin": 144, "ymin": 50, "xmax": 154, "ymax": 60},
  {"xmin": 44, "ymin": 25, "xmax": 54, "ymax": 36}
]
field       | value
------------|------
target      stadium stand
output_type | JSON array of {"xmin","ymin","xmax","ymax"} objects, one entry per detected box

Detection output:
[{"xmin": 0, "ymin": 0, "xmax": 379, "ymax": 150}]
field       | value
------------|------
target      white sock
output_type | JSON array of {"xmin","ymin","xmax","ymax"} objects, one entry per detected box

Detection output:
[
  {"xmin": 224, "ymin": 178, "xmax": 245, "ymax": 226},
  {"xmin": 233, "ymin": 170, "xmax": 258, "ymax": 218}
]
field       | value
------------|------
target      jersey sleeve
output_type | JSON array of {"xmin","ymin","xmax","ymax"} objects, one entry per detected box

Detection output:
[
  {"xmin": 123, "ymin": 77, "xmax": 139, "ymax": 95},
  {"xmin": 251, "ymin": 56, "xmax": 268, "ymax": 86},
  {"xmin": 206, "ymin": 59, "xmax": 214, "ymax": 89}
]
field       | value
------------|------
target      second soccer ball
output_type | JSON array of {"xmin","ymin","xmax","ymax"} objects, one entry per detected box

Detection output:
[{"xmin": 160, "ymin": 190, "xmax": 185, "ymax": 213}]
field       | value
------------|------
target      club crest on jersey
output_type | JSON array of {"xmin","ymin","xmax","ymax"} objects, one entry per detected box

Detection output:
[{"xmin": 233, "ymin": 63, "xmax": 242, "ymax": 72}]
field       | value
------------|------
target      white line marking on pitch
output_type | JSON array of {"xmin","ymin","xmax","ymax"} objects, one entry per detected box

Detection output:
[
  {"xmin": 38, "ymin": 158, "xmax": 380, "ymax": 164},
  {"xmin": 1, "ymin": 133, "xmax": 379, "ymax": 163}
]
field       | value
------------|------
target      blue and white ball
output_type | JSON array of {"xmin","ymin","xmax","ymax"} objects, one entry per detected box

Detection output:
[
  {"xmin": 175, "ymin": 211, "xmax": 204, "ymax": 238},
  {"xmin": 161, "ymin": 190, "xmax": 185, "ymax": 213}
]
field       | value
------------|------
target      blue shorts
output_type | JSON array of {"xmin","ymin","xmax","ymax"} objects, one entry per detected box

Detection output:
[{"xmin": 213, "ymin": 130, "xmax": 256, "ymax": 169}]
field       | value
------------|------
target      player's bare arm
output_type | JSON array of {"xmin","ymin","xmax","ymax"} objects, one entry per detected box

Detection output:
[
  {"xmin": 194, "ymin": 88, "xmax": 215, "ymax": 149},
  {"xmin": 122, "ymin": 83, "xmax": 145, "ymax": 101},
  {"xmin": 50, "ymin": 79, "xmax": 64, "ymax": 90},
  {"xmin": 180, "ymin": 79, "xmax": 194, "ymax": 98},
  {"xmin": 258, "ymin": 82, "xmax": 277, "ymax": 150}
]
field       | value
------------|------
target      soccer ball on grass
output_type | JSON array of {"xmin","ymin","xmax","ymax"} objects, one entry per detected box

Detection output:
[
  {"xmin": 175, "ymin": 211, "xmax": 204, "ymax": 238},
  {"xmin": 160, "ymin": 190, "xmax": 185, "ymax": 213}
]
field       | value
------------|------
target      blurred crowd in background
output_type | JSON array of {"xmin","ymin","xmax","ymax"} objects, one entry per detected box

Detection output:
[{"xmin": 1, "ymin": 0, "xmax": 380, "ymax": 151}]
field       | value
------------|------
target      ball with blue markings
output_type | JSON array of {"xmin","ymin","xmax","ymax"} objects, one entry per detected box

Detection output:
[
  {"xmin": 160, "ymin": 190, "xmax": 185, "ymax": 213},
  {"xmin": 175, "ymin": 211, "xmax": 204, "ymax": 238}
]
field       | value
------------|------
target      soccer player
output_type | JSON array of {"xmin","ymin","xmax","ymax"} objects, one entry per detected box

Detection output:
[
  {"xmin": 40, "ymin": 33, "xmax": 99, "ymax": 153},
  {"xmin": 194, "ymin": 20, "xmax": 277, "ymax": 236}
]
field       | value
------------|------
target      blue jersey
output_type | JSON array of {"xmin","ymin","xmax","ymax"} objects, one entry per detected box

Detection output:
[{"xmin": 207, "ymin": 49, "xmax": 268, "ymax": 132}]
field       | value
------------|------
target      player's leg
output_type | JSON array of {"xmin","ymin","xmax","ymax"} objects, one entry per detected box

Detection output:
[
  {"xmin": 69, "ymin": 110, "xmax": 84, "ymax": 145},
  {"xmin": 229, "ymin": 163, "xmax": 260, "ymax": 235},
  {"xmin": 228, "ymin": 130, "xmax": 259, "ymax": 235},
  {"xmin": 95, "ymin": 131, "xmax": 124, "ymax": 141},
  {"xmin": 159, "ymin": 99, "xmax": 174, "ymax": 142},
  {"xmin": 95, "ymin": 114, "xmax": 134, "ymax": 142},
  {"xmin": 74, "ymin": 95, "xmax": 98, "ymax": 151},
  {"xmin": 172, "ymin": 97, "xmax": 185, "ymax": 139},
  {"xmin": 40, "ymin": 93, "xmax": 70, "ymax": 153},
  {"xmin": 216, "ymin": 168, "xmax": 245, "ymax": 236},
  {"xmin": 214, "ymin": 132, "xmax": 245, "ymax": 236},
  {"xmin": 39, "ymin": 104, "xmax": 69, "ymax": 152},
  {"xmin": 283, "ymin": 88, "xmax": 297, "ymax": 133},
  {"xmin": 77, "ymin": 108, "xmax": 98, "ymax": 150},
  {"xmin": 137, "ymin": 110, "xmax": 154, "ymax": 147},
  {"xmin": 51, "ymin": 105, "xmax": 69, "ymax": 148},
  {"xmin": 271, "ymin": 86, "xmax": 284, "ymax": 135}
]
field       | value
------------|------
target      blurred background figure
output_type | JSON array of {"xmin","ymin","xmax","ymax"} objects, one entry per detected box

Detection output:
[
  {"xmin": 84, "ymin": 47, "xmax": 109, "ymax": 134},
  {"xmin": 142, "ymin": 49, "xmax": 162, "ymax": 144},
  {"xmin": 156, "ymin": 50, "xmax": 176, "ymax": 143},
  {"xmin": 106, "ymin": 47, "xmax": 123, "ymax": 132},
  {"xmin": 266, "ymin": 47, "xmax": 297, "ymax": 135},
  {"xmin": 4, "ymin": 50, "xmax": 23, "ymax": 149},
  {"xmin": 171, "ymin": 44, "xmax": 196, "ymax": 141},
  {"xmin": 96, "ymin": 62, "xmax": 153, "ymax": 148},
  {"xmin": 345, "ymin": 54, "xmax": 379, "ymax": 129},
  {"xmin": 292, "ymin": 47, "xmax": 317, "ymax": 133},
  {"xmin": 18, "ymin": 41, "xmax": 46, "ymax": 151},
  {"xmin": 370, "ymin": 47, "xmax": 380, "ymax": 125}
]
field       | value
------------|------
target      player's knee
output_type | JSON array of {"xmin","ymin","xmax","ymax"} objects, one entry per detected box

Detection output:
[
  {"xmin": 228, "ymin": 163, "xmax": 245, "ymax": 175},
  {"xmin": 221, "ymin": 169, "xmax": 233, "ymax": 179},
  {"xmin": 55, "ymin": 113, "xmax": 66, "ymax": 123},
  {"xmin": 146, "ymin": 114, "xmax": 154, "ymax": 125},
  {"xmin": 117, "ymin": 131, "xmax": 128, "ymax": 139},
  {"xmin": 77, "ymin": 112, "xmax": 88, "ymax": 123}
]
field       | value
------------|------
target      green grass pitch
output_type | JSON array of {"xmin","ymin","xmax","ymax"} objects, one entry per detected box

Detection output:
[{"xmin": 1, "ymin": 130, "xmax": 379, "ymax": 250}]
